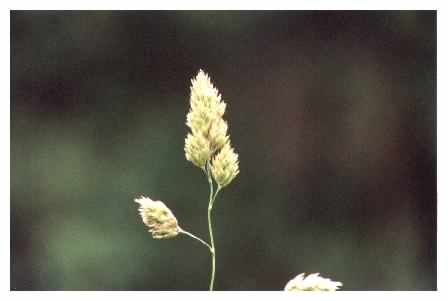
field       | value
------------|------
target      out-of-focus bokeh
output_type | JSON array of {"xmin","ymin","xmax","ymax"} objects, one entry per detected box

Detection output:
[{"xmin": 11, "ymin": 11, "xmax": 436, "ymax": 290}]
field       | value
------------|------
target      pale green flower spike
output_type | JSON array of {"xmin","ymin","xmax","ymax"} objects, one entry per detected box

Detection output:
[
  {"xmin": 284, "ymin": 273, "xmax": 343, "ymax": 291},
  {"xmin": 185, "ymin": 69, "xmax": 230, "ymax": 168},
  {"xmin": 211, "ymin": 142, "xmax": 240, "ymax": 188}
]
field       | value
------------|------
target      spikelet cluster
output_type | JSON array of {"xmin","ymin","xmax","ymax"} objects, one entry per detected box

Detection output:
[
  {"xmin": 185, "ymin": 70, "xmax": 239, "ymax": 188},
  {"xmin": 134, "ymin": 196, "xmax": 180, "ymax": 239},
  {"xmin": 211, "ymin": 143, "xmax": 240, "ymax": 188},
  {"xmin": 284, "ymin": 273, "xmax": 342, "ymax": 292}
]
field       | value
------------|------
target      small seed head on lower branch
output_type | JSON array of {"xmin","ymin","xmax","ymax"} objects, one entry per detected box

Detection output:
[{"xmin": 134, "ymin": 196, "xmax": 180, "ymax": 239}]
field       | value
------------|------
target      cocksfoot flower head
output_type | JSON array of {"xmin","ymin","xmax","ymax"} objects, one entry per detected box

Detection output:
[
  {"xmin": 185, "ymin": 70, "xmax": 234, "ymax": 169},
  {"xmin": 134, "ymin": 196, "xmax": 180, "ymax": 239},
  {"xmin": 210, "ymin": 142, "xmax": 239, "ymax": 188},
  {"xmin": 284, "ymin": 273, "xmax": 342, "ymax": 292}
]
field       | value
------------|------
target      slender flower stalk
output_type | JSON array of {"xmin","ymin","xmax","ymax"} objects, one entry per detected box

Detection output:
[
  {"xmin": 207, "ymin": 167, "xmax": 216, "ymax": 290},
  {"xmin": 205, "ymin": 160, "xmax": 222, "ymax": 290},
  {"xmin": 179, "ymin": 228, "xmax": 212, "ymax": 251}
]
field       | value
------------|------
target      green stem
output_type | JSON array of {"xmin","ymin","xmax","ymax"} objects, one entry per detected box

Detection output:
[
  {"xmin": 207, "ymin": 205, "xmax": 215, "ymax": 291},
  {"xmin": 179, "ymin": 228, "xmax": 212, "ymax": 251},
  {"xmin": 206, "ymin": 163, "xmax": 216, "ymax": 291},
  {"xmin": 211, "ymin": 186, "xmax": 221, "ymax": 209}
]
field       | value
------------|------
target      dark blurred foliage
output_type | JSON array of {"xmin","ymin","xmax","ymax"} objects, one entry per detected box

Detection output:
[{"xmin": 11, "ymin": 11, "xmax": 436, "ymax": 290}]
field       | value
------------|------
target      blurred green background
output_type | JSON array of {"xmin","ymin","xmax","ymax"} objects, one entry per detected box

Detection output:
[{"xmin": 11, "ymin": 11, "xmax": 436, "ymax": 290}]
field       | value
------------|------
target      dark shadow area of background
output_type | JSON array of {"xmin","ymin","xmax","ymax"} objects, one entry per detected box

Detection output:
[{"xmin": 11, "ymin": 11, "xmax": 436, "ymax": 290}]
